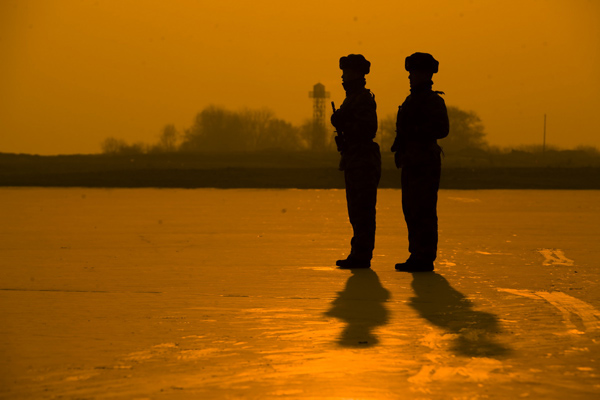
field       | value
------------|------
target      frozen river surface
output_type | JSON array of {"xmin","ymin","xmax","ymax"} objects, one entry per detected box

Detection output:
[{"xmin": 1, "ymin": 188, "xmax": 600, "ymax": 399}]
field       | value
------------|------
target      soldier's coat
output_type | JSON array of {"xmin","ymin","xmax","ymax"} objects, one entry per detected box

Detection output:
[
  {"xmin": 393, "ymin": 87, "xmax": 449, "ymax": 168},
  {"xmin": 332, "ymin": 86, "xmax": 380, "ymax": 171},
  {"xmin": 392, "ymin": 82, "xmax": 450, "ymax": 263},
  {"xmin": 331, "ymin": 81, "xmax": 381, "ymax": 262}
]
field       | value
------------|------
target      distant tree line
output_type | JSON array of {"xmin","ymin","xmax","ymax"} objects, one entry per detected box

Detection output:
[
  {"xmin": 101, "ymin": 106, "xmax": 321, "ymax": 155},
  {"xmin": 180, "ymin": 106, "xmax": 309, "ymax": 152},
  {"xmin": 101, "ymin": 104, "xmax": 599, "ymax": 166}
]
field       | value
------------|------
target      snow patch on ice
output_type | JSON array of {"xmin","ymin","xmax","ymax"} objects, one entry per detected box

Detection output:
[
  {"xmin": 420, "ymin": 332, "xmax": 458, "ymax": 349},
  {"xmin": 177, "ymin": 348, "xmax": 220, "ymax": 360},
  {"xmin": 408, "ymin": 358, "xmax": 503, "ymax": 384},
  {"xmin": 64, "ymin": 372, "xmax": 99, "ymax": 382},
  {"xmin": 537, "ymin": 249, "xmax": 574, "ymax": 266},
  {"xmin": 448, "ymin": 197, "xmax": 481, "ymax": 203},
  {"xmin": 439, "ymin": 259, "xmax": 456, "ymax": 267},
  {"xmin": 498, "ymin": 288, "xmax": 600, "ymax": 333}
]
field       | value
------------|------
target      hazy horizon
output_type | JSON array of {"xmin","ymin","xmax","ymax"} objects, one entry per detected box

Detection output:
[{"xmin": 2, "ymin": 0, "xmax": 599, "ymax": 155}]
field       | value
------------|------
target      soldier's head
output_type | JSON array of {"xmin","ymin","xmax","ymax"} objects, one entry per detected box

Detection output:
[
  {"xmin": 405, "ymin": 52, "xmax": 438, "ymax": 88},
  {"xmin": 339, "ymin": 54, "xmax": 370, "ymax": 83}
]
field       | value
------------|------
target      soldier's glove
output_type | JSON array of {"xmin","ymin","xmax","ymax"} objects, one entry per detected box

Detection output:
[
  {"xmin": 334, "ymin": 135, "xmax": 346, "ymax": 153},
  {"xmin": 330, "ymin": 109, "xmax": 345, "ymax": 129}
]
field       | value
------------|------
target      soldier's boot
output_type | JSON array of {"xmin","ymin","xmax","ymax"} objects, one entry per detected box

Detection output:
[
  {"xmin": 336, "ymin": 256, "xmax": 371, "ymax": 269},
  {"xmin": 395, "ymin": 257, "xmax": 434, "ymax": 272}
]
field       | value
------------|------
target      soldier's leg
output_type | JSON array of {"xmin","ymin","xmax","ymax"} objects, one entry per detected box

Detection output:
[
  {"xmin": 401, "ymin": 166, "xmax": 419, "ymax": 257},
  {"xmin": 345, "ymin": 164, "xmax": 380, "ymax": 261},
  {"xmin": 420, "ymin": 161, "xmax": 441, "ymax": 261},
  {"xmin": 401, "ymin": 162, "xmax": 441, "ymax": 262}
]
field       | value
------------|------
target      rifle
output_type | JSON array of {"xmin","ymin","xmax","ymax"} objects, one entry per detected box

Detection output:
[{"xmin": 331, "ymin": 101, "xmax": 346, "ymax": 153}]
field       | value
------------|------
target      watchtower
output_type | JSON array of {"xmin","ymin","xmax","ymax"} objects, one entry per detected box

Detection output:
[{"xmin": 308, "ymin": 83, "xmax": 330, "ymax": 150}]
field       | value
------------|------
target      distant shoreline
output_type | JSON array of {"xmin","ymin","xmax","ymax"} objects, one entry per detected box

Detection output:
[
  {"xmin": 1, "ymin": 153, "xmax": 599, "ymax": 189},
  {"xmin": 1, "ymin": 167, "xmax": 599, "ymax": 190}
]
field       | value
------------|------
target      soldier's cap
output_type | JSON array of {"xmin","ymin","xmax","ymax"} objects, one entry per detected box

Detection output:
[
  {"xmin": 405, "ymin": 52, "xmax": 439, "ymax": 73},
  {"xmin": 339, "ymin": 54, "xmax": 371, "ymax": 75}
]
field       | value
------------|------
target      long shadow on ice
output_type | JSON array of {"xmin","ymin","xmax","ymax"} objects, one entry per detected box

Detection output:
[
  {"xmin": 410, "ymin": 272, "xmax": 511, "ymax": 358},
  {"xmin": 324, "ymin": 269, "xmax": 390, "ymax": 348}
]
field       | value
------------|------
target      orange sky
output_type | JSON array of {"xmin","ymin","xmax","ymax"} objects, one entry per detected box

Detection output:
[{"xmin": 1, "ymin": 0, "xmax": 599, "ymax": 155}]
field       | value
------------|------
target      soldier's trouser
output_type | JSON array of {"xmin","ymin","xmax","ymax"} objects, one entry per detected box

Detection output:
[
  {"xmin": 401, "ymin": 160, "xmax": 441, "ymax": 262},
  {"xmin": 344, "ymin": 163, "xmax": 381, "ymax": 261}
]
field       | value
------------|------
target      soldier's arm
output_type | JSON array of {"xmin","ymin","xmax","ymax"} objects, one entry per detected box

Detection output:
[
  {"xmin": 416, "ymin": 95, "xmax": 449, "ymax": 140},
  {"xmin": 330, "ymin": 97, "xmax": 352, "ymax": 130},
  {"xmin": 350, "ymin": 92, "xmax": 377, "ymax": 137},
  {"xmin": 391, "ymin": 105, "xmax": 407, "ymax": 168},
  {"xmin": 391, "ymin": 105, "xmax": 404, "ymax": 153}
]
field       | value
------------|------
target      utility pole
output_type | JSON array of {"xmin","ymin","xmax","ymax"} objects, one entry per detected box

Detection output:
[{"xmin": 543, "ymin": 114, "xmax": 547, "ymax": 154}]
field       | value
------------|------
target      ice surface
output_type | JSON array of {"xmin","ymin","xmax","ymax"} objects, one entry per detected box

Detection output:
[{"xmin": 1, "ymin": 188, "xmax": 600, "ymax": 399}]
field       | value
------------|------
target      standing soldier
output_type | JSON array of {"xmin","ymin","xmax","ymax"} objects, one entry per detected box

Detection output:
[
  {"xmin": 391, "ymin": 52, "xmax": 449, "ymax": 272},
  {"xmin": 331, "ymin": 54, "xmax": 381, "ymax": 269}
]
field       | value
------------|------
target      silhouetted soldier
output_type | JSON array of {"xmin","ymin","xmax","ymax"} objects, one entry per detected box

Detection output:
[
  {"xmin": 331, "ymin": 54, "xmax": 381, "ymax": 269},
  {"xmin": 391, "ymin": 52, "xmax": 449, "ymax": 272}
]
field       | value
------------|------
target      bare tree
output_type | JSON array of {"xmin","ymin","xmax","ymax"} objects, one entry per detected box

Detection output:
[
  {"xmin": 181, "ymin": 105, "xmax": 248, "ymax": 152},
  {"xmin": 181, "ymin": 105, "xmax": 307, "ymax": 152},
  {"xmin": 298, "ymin": 119, "xmax": 336, "ymax": 152},
  {"xmin": 376, "ymin": 114, "xmax": 396, "ymax": 151},
  {"xmin": 101, "ymin": 137, "xmax": 128, "ymax": 154},
  {"xmin": 444, "ymin": 106, "xmax": 487, "ymax": 152},
  {"xmin": 158, "ymin": 124, "xmax": 179, "ymax": 152}
]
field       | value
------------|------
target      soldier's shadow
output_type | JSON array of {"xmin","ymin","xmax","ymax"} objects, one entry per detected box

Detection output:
[
  {"xmin": 324, "ymin": 269, "xmax": 391, "ymax": 348},
  {"xmin": 410, "ymin": 272, "xmax": 510, "ymax": 358}
]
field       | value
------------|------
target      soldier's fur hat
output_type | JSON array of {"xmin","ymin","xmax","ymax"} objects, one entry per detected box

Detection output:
[
  {"xmin": 405, "ymin": 52, "xmax": 439, "ymax": 73},
  {"xmin": 339, "ymin": 54, "xmax": 371, "ymax": 75}
]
